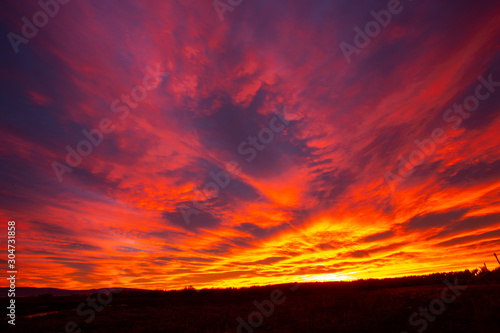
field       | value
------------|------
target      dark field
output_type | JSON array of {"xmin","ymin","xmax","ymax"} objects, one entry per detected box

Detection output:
[{"xmin": 2, "ymin": 269, "xmax": 500, "ymax": 333}]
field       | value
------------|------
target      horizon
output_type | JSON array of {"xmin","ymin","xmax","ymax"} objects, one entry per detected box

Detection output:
[
  {"xmin": 5, "ymin": 265, "xmax": 498, "ymax": 295},
  {"xmin": 2, "ymin": 0, "xmax": 500, "ymax": 294}
]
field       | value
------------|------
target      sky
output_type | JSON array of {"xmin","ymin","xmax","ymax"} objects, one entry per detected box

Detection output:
[{"xmin": 1, "ymin": 0, "xmax": 500, "ymax": 290}]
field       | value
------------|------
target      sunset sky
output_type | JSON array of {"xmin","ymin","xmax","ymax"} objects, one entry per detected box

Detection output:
[{"xmin": 1, "ymin": 0, "xmax": 500, "ymax": 290}]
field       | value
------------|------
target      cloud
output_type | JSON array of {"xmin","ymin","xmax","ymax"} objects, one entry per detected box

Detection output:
[
  {"xmin": 432, "ymin": 213, "xmax": 500, "ymax": 239},
  {"xmin": 235, "ymin": 222, "xmax": 291, "ymax": 240},
  {"xmin": 27, "ymin": 220, "xmax": 75, "ymax": 236},
  {"xmin": 404, "ymin": 208, "xmax": 469, "ymax": 231},
  {"xmin": 1, "ymin": 0, "xmax": 500, "ymax": 289},
  {"xmin": 364, "ymin": 230, "xmax": 394, "ymax": 242},
  {"xmin": 438, "ymin": 159, "xmax": 500, "ymax": 187},
  {"xmin": 162, "ymin": 209, "xmax": 221, "ymax": 232},
  {"xmin": 436, "ymin": 229, "xmax": 500, "ymax": 247}
]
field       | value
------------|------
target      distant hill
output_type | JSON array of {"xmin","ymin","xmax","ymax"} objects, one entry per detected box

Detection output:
[{"xmin": 0, "ymin": 287, "xmax": 142, "ymax": 297}]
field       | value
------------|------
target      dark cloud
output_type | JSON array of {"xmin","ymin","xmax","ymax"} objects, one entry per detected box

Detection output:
[
  {"xmin": 162, "ymin": 208, "xmax": 221, "ymax": 232},
  {"xmin": 309, "ymin": 167, "xmax": 356, "ymax": 206},
  {"xmin": 431, "ymin": 213, "xmax": 500, "ymax": 239},
  {"xmin": 404, "ymin": 208, "xmax": 469, "ymax": 231},
  {"xmin": 235, "ymin": 222, "xmax": 291, "ymax": 240},
  {"xmin": 162, "ymin": 157, "xmax": 265, "ymax": 215},
  {"xmin": 161, "ymin": 245, "xmax": 183, "ymax": 252},
  {"xmin": 27, "ymin": 220, "xmax": 75, "ymax": 236},
  {"xmin": 238, "ymin": 257, "xmax": 288, "ymax": 266},
  {"xmin": 350, "ymin": 250, "xmax": 370, "ymax": 258},
  {"xmin": 364, "ymin": 230, "xmax": 394, "ymax": 242},
  {"xmin": 461, "ymin": 61, "xmax": 500, "ymax": 131},
  {"xmin": 194, "ymin": 242, "xmax": 234, "ymax": 255},
  {"xmin": 357, "ymin": 125, "xmax": 408, "ymax": 172},
  {"xmin": 438, "ymin": 159, "xmax": 500, "ymax": 187},
  {"xmin": 115, "ymin": 246, "xmax": 147, "ymax": 253},
  {"xmin": 155, "ymin": 256, "xmax": 216, "ymax": 263},
  {"xmin": 435, "ymin": 229, "xmax": 500, "ymax": 247},
  {"xmin": 342, "ymin": 242, "xmax": 409, "ymax": 259},
  {"xmin": 46, "ymin": 258, "xmax": 97, "ymax": 272},
  {"xmin": 63, "ymin": 242, "xmax": 104, "ymax": 252},
  {"xmin": 192, "ymin": 99, "xmax": 312, "ymax": 180}
]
